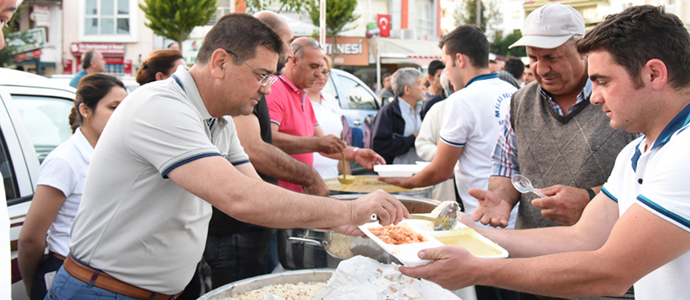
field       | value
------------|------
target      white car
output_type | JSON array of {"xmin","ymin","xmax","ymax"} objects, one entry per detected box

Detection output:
[
  {"xmin": 1, "ymin": 69, "xmax": 76, "ymax": 299},
  {"xmin": 48, "ymin": 73, "xmax": 141, "ymax": 92}
]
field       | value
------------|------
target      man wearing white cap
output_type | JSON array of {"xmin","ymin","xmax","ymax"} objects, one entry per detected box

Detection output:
[
  {"xmin": 472, "ymin": 3, "xmax": 636, "ymax": 231},
  {"xmin": 473, "ymin": 4, "xmax": 637, "ymax": 299}
]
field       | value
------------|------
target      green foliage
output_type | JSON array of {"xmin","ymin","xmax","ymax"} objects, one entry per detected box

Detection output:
[
  {"xmin": 490, "ymin": 31, "xmax": 526, "ymax": 57},
  {"xmin": 244, "ymin": 0, "xmax": 309, "ymax": 14},
  {"xmin": 139, "ymin": 0, "xmax": 217, "ymax": 47},
  {"xmin": 0, "ymin": 3, "xmax": 26, "ymax": 67},
  {"xmin": 306, "ymin": 0, "xmax": 360, "ymax": 56},
  {"xmin": 454, "ymin": 0, "xmax": 486, "ymax": 31}
]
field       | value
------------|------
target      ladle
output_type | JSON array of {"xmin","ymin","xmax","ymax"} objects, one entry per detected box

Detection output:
[
  {"xmin": 409, "ymin": 202, "xmax": 460, "ymax": 231},
  {"xmin": 511, "ymin": 174, "xmax": 547, "ymax": 198},
  {"xmin": 337, "ymin": 151, "xmax": 355, "ymax": 184},
  {"xmin": 337, "ymin": 134, "xmax": 354, "ymax": 185}
]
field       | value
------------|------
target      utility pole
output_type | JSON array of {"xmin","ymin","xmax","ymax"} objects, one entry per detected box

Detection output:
[{"xmin": 476, "ymin": 0, "xmax": 481, "ymax": 27}]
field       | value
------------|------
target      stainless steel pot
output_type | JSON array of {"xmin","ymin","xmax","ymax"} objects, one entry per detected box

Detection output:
[
  {"xmin": 324, "ymin": 175, "xmax": 433, "ymax": 198},
  {"xmin": 278, "ymin": 195, "xmax": 440, "ymax": 270},
  {"xmin": 197, "ymin": 269, "xmax": 333, "ymax": 300}
]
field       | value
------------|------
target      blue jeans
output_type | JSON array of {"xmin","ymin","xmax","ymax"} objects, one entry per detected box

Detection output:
[
  {"xmin": 31, "ymin": 252, "xmax": 64, "ymax": 300},
  {"xmin": 44, "ymin": 266, "xmax": 139, "ymax": 300}
]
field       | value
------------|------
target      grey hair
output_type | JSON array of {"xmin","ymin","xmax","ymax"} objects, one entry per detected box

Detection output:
[{"xmin": 391, "ymin": 67, "xmax": 422, "ymax": 97}]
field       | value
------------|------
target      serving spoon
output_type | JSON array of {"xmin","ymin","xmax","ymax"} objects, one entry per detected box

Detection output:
[
  {"xmin": 409, "ymin": 202, "xmax": 460, "ymax": 231},
  {"xmin": 511, "ymin": 174, "xmax": 547, "ymax": 198},
  {"xmin": 337, "ymin": 151, "xmax": 355, "ymax": 184}
]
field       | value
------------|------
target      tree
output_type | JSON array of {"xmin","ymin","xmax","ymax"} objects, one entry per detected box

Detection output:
[
  {"xmin": 139, "ymin": 0, "xmax": 217, "ymax": 48},
  {"xmin": 306, "ymin": 0, "xmax": 360, "ymax": 58},
  {"xmin": 0, "ymin": 3, "xmax": 26, "ymax": 67},
  {"xmin": 490, "ymin": 31, "xmax": 526, "ymax": 57},
  {"xmin": 244, "ymin": 0, "xmax": 309, "ymax": 14},
  {"xmin": 454, "ymin": 0, "xmax": 485, "ymax": 31}
]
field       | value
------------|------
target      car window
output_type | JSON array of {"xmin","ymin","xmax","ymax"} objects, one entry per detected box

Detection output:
[
  {"xmin": 338, "ymin": 75, "xmax": 377, "ymax": 110},
  {"xmin": 12, "ymin": 95, "xmax": 74, "ymax": 163},
  {"xmin": 0, "ymin": 131, "xmax": 19, "ymax": 200}
]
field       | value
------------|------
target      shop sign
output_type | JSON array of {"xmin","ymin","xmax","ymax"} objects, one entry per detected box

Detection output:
[
  {"xmin": 14, "ymin": 49, "xmax": 43, "ymax": 62},
  {"xmin": 323, "ymin": 37, "xmax": 369, "ymax": 66},
  {"xmin": 30, "ymin": 5, "xmax": 51, "ymax": 27},
  {"xmin": 6, "ymin": 28, "xmax": 46, "ymax": 55},
  {"xmin": 70, "ymin": 43, "xmax": 125, "ymax": 56},
  {"xmin": 181, "ymin": 39, "xmax": 203, "ymax": 64},
  {"xmin": 62, "ymin": 59, "xmax": 73, "ymax": 75}
]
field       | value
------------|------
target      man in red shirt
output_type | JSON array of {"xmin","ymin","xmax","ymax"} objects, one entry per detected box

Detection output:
[{"xmin": 266, "ymin": 37, "xmax": 385, "ymax": 192}]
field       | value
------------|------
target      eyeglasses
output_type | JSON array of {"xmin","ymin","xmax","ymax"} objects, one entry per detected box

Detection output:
[
  {"xmin": 223, "ymin": 49, "xmax": 276, "ymax": 87},
  {"xmin": 292, "ymin": 39, "xmax": 321, "ymax": 55}
]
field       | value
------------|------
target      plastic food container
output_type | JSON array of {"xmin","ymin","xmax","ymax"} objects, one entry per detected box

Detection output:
[
  {"xmin": 359, "ymin": 221, "xmax": 444, "ymax": 267},
  {"xmin": 278, "ymin": 195, "xmax": 441, "ymax": 270},
  {"xmin": 374, "ymin": 164, "xmax": 427, "ymax": 177}
]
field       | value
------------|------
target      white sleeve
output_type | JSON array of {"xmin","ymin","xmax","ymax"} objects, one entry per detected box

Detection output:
[
  {"xmin": 36, "ymin": 155, "xmax": 76, "ymax": 197},
  {"xmin": 439, "ymin": 96, "xmax": 474, "ymax": 147}
]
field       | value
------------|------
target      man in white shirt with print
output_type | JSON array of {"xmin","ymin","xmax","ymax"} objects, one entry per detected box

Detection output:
[{"xmin": 399, "ymin": 6, "xmax": 690, "ymax": 300}]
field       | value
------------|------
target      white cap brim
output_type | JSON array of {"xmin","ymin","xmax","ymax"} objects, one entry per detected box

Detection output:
[{"xmin": 509, "ymin": 34, "xmax": 573, "ymax": 49}]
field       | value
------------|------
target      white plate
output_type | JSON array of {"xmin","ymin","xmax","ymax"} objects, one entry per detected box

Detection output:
[
  {"xmin": 359, "ymin": 221, "xmax": 444, "ymax": 267},
  {"xmin": 374, "ymin": 164, "xmax": 427, "ymax": 177},
  {"xmin": 404, "ymin": 215, "xmax": 509, "ymax": 259}
]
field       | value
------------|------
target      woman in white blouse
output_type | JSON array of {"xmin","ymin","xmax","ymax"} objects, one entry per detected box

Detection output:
[
  {"xmin": 306, "ymin": 55, "xmax": 347, "ymax": 179},
  {"xmin": 18, "ymin": 74, "xmax": 127, "ymax": 300}
]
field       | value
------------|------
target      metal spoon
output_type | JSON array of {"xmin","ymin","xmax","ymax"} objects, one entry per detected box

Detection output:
[
  {"xmin": 409, "ymin": 202, "xmax": 460, "ymax": 231},
  {"xmin": 511, "ymin": 174, "xmax": 547, "ymax": 198},
  {"xmin": 337, "ymin": 151, "xmax": 355, "ymax": 184}
]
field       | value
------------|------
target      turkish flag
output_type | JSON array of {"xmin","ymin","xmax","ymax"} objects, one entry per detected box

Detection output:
[{"xmin": 377, "ymin": 14, "xmax": 391, "ymax": 37}]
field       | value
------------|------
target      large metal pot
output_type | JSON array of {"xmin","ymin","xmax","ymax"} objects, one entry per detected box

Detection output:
[
  {"xmin": 197, "ymin": 269, "xmax": 333, "ymax": 300},
  {"xmin": 278, "ymin": 195, "xmax": 440, "ymax": 270},
  {"xmin": 324, "ymin": 175, "xmax": 433, "ymax": 198}
]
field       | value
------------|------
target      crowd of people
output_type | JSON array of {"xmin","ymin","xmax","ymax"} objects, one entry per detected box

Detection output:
[{"xmin": 5, "ymin": 1, "xmax": 690, "ymax": 300}]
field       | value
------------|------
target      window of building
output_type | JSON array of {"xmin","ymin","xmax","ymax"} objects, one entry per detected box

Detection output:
[
  {"xmin": 85, "ymin": 0, "xmax": 130, "ymax": 35},
  {"xmin": 80, "ymin": 0, "xmax": 138, "ymax": 42},
  {"xmin": 415, "ymin": 0, "xmax": 434, "ymax": 40}
]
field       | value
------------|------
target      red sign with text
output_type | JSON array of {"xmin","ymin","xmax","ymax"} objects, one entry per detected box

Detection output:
[
  {"xmin": 70, "ymin": 43, "xmax": 125, "ymax": 56},
  {"xmin": 377, "ymin": 14, "xmax": 391, "ymax": 37}
]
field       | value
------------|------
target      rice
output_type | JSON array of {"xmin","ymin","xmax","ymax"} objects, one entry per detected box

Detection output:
[{"xmin": 224, "ymin": 282, "xmax": 327, "ymax": 300}]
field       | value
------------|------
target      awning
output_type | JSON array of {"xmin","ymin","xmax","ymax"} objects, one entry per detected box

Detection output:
[
  {"xmin": 375, "ymin": 38, "xmax": 443, "ymax": 68},
  {"xmin": 407, "ymin": 55, "xmax": 442, "ymax": 68}
]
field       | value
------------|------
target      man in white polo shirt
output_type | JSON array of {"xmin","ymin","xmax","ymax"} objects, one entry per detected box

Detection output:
[
  {"xmin": 398, "ymin": 6, "xmax": 690, "ymax": 300},
  {"xmin": 380, "ymin": 25, "xmax": 518, "ymax": 229},
  {"xmin": 46, "ymin": 13, "xmax": 407, "ymax": 300}
]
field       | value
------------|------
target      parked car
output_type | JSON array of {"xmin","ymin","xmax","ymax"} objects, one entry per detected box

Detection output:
[
  {"xmin": 324, "ymin": 69, "xmax": 381, "ymax": 148},
  {"xmin": 1, "ymin": 69, "xmax": 76, "ymax": 299},
  {"xmin": 49, "ymin": 73, "xmax": 140, "ymax": 92}
]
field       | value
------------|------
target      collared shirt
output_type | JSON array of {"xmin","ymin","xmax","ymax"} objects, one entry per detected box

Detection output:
[
  {"xmin": 439, "ymin": 73, "xmax": 517, "ymax": 228},
  {"xmin": 491, "ymin": 80, "xmax": 593, "ymax": 177},
  {"xmin": 393, "ymin": 98, "xmax": 423, "ymax": 164},
  {"xmin": 600, "ymin": 103, "xmax": 690, "ymax": 300},
  {"xmin": 266, "ymin": 75, "xmax": 319, "ymax": 192},
  {"xmin": 70, "ymin": 66, "xmax": 248, "ymax": 294},
  {"xmin": 37, "ymin": 128, "xmax": 93, "ymax": 257}
]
